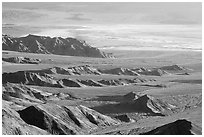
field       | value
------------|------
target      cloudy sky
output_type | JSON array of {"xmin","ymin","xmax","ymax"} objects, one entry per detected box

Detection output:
[{"xmin": 2, "ymin": 2, "xmax": 202, "ymax": 50}]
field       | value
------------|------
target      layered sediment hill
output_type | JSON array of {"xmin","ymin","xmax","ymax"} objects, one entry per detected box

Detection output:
[
  {"xmin": 2, "ymin": 83, "xmax": 76, "ymax": 103},
  {"xmin": 30, "ymin": 65, "xmax": 101, "ymax": 76},
  {"xmin": 132, "ymin": 67, "xmax": 168, "ymax": 76},
  {"xmin": 2, "ymin": 57, "xmax": 41, "ymax": 64},
  {"xmin": 2, "ymin": 34, "xmax": 113, "ymax": 58},
  {"xmin": 2, "ymin": 100, "xmax": 49, "ymax": 135},
  {"xmin": 99, "ymin": 68, "xmax": 140, "ymax": 76},
  {"xmin": 129, "ymin": 94, "xmax": 175, "ymax": 115},
  {"xmin": 99, "ymin": 67, "xmax": 168, "ymax": 76},
  {"xmin": 2, "ymin": 71, "xmax": 63, "ymax": 88},
  {"xmin": 93, "ymin": 93, "xmax": 175, "ymax": 116},
  {"xmin": 3, "ymin": 98, "xmax": 120, "ymax": 135},
  {"xmin": 141, "ymin": 119, "xmax": 201, "ymax": 135},
  {"xmin": 159, "ymin": 64, "xmax": 188, "ymax": 71},
  {"xmin": 17, "ymin": 104, "xmax": 120, "ymax": 135}
]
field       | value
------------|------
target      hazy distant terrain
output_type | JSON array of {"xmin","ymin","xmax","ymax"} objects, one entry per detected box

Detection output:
[{"xmin": 2, "ymin": 3, "xmax": 202, "ymax": 51}]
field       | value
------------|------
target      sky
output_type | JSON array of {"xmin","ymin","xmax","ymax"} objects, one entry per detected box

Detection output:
[{"xmin": 2, "ymin": 2, "xmax": 202, "ymax": 50}]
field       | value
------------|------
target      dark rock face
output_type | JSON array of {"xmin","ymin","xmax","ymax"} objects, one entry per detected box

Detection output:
[
  {"xmin": 129, "ymin": 95, "xmax": 168, "ymax": 115},
  {"xmin": 18, "ymin": 106, "xmax": 72, "ymax": 135},
  {"xmin": 59, "ymin": 79, "xmax": 82, "ymax": 87},
  {"xmin": 2, "ymin": 57, "xmax": 41, "ymax": 64},
  {"xmin": 98, "ymin": 79, "xmax": 120, "ymax": 86},
  {"xmin": 141, "ymin": 119, "xmax": 199, "ymax": 135},
  {"xmin": 78, "ymin": 80, "xmax": 103, "ymax": 87},
  {"xmin": 2, "ymin": 34, "xmax": 113, "ymax": 58},
  {"xmin": 2, "ymin": 101, "xmax": 49, "ymax": 135},
  {"xmin": 17, "ymin": 104, "xmax": 120, "ymax": 135},
  {"xmin": 2, "ymin": 82, "xmax": 120, "ymax": 135},
  {"xmin": 115, "ymin": 114, "xmax": 132, "ymax": 122}
]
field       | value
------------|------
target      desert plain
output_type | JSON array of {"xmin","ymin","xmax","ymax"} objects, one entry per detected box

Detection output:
[{"xmin": 2, "ymin": 48, "xmax": 202, "ymax": 135}]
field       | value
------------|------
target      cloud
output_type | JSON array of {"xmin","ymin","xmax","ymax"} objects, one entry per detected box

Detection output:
[
  {"xmin": 2, "ymin": 9, "xmax": 45, "ymax": 23},
  {"xmin": 2, "ymin": 23, "xmax": 16, "ymax": 28},
  {"xmin": 2, "ymin": 25, "xmax": 42, "ymax": 37},
  {"xmin": 66, "ymin": 13, "xmax": 92, "ymax": 21}
]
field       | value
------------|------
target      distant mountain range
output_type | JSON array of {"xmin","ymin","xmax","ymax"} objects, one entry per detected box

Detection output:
[{"xmin": 2, "ymin": 34, "xmax": 113, "ymax": 58}]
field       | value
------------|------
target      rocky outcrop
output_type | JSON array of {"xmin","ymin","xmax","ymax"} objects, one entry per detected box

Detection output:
[
  {"xmin": 17, "ymin": 104, "xmax": 120, "ymax": 135},
  {"xmin": 40, "ymin": 67, "xmax": 73, "ymax": 75},
  {"xmin": 129, "ymin": 94, "xmax": 175, "ymax": 115},
  {"xmin": 159, "ymin": 64, "xmax": 188, "ymax": 71},
  {"xmin": 97, "ymin": 79, "xmax": 120, "ymax": 86},
  {"xmin": 99, "ymin": 67, "xmax": 140, "ymax": 76},
  {"xmin": 2, "ymin": 34, "xmax": 113, "ymax": 58},
  {"xmin": 3, "ymin": 65, "xmax": 156, "ymax": 88},
  {"xmin": 92, "ymin": 94, "xmax": 175, "ymax": 115},
  {"xmin": 99, "ymin": 67, "xmax": 168, "ymax": 76},
  {"xmin": 2, "ymin": 71, "xmax": 84, "ymax": 88},
  {"xmin": 31, "ymin": 65, "xmax": 101, "ymax": 76},
  {"xmin": 2, "ymin": 71, "xmax": 63, "ymax": 88},
  {"xmin": 78, "ymin": 80, "xmax": 103, "ymax": 87},
  {"xmin": 2, "ymin": 57, "xmax": 41, "ymax": 64},
  {"xmin": 97, "ymin": 78, "xmax": 149, "ymax": 86},
  {"xmin": 136, "ymin": 68, "xmax": 168, "ymax": 76},
  {"xmin": 2, "ymin": 100, "xmax": 49, "ymax": 135},
  {"xmin": 67, "ymin": 65, "xmax": 101, "ymax": 75},
  {"xmin": 114, "ymin": 114, "xmax": 133, "ymax": 122},
  {"xmin": 3, "ymin": 83, "xmax": 120, "ymax": 135},
  {"xmin": 2, "ymin": 83, "xmax": 76, "ymax": 103},
  {"xmin": 141, "ymin": 119, "xmax": 201, "ymax": 135},
  {"xmin": 59, "ymin": 79, "xmax": 82, "ymax": 87},
  {"xmin": 132, "ymin": 65, "xmax": 190, "ymax": 76},
  {"xmin": 132, "ymin": 67, "xmax": 151, "ymax": 73},
  {"xmin": 123, "ymin": 91, "xmax": 141, "ymax": 101}
]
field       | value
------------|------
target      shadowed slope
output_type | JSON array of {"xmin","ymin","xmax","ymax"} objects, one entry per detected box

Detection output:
[
  {"xmin": 92, "ymin": 94, "xmax": 175, "ymax": 115},
  {"xmin": 2, "ymin": 101, "xmax": 49, "ymax": 135},
  {"xmin": 2, "ymin": 83, "xmax": 77, "ymax": 103},
  {"xmin": 17, "ymin": 104, "xmax": 120, "ymax": 135},
  {"xmin": 141, "ymin": 119, "xmax": 201, "ymax": 135},
  {"xmin": 2, "ymin": 71, "xmax": 63, "ymax": 88}
]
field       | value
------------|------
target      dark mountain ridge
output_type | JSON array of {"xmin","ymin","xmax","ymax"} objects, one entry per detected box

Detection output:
[{"xmin": 2, "ymin": 34, "xmax": 113, "ymax": 58}]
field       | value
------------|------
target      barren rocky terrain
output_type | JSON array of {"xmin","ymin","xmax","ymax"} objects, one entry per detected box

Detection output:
[
  {"xmin": 2, "ymin": 48, "xmax": 202, "ymax": 135},
  {"xmin": 2, "ymin": 1, "xmax": 202, "ymax": 135}
]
